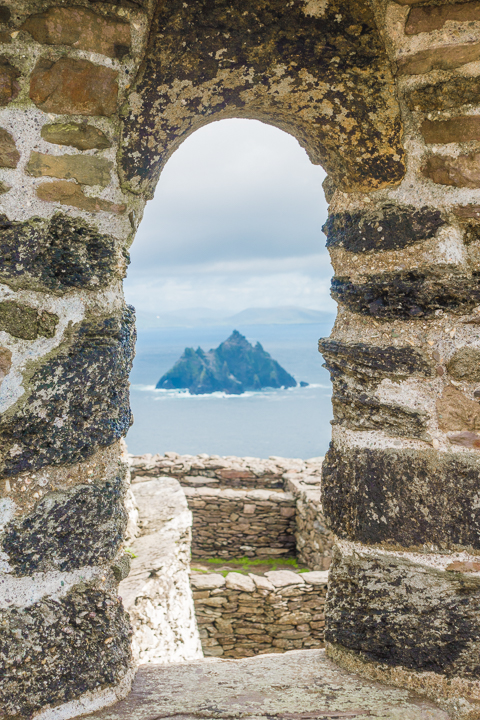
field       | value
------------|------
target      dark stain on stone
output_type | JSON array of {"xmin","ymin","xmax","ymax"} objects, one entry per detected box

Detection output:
[
  {"xmin": 119, "ymin": 0, "xmax": 404, "ymax": 196},
  {"xmin": 331, "ymin": 267, "xmax": 480, "ymax": 319},
  {"xmin": 323, "ymin": 205, "xmax": 445, "ymax": 253},
  {"xmin": 0, "ymin": 213, "xmax": 127, "ymax": 292},
  {"xmin": 322, "ymin": 442, "xmax": 480, "ymax": 550},
  {"xmin": 0, "ymin": 308, "xmax": 135, "ymax": 478},
  {"xmin": 326, "ymin": 549, "xmax": 480, "ymax": 678},
  {"xmin": 406, "ymin": 75, "xmax": 480, "ymax": 113},
  {"xmin": 318, "ymin": 339, "xmax": 435, "ymax": 383},
  {"xmin": 2, "ymin": 476, "xmax": 127, "ymax": 575},
  {"xmin": 0, "ymin": 7, "xmax": 11, "ymax": 23},
  {"xmin": 0, "ymin": 301, "xmax": 58, "ymax": 340},
  {"xmin": 0, "ymin": 586, "xmax": 132, "ymax": 718}
]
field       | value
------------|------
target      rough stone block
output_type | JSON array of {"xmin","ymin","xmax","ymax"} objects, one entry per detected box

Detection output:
[
  {"xmin": 323, "ymin": 205, "xmax": 444, "ymax": 253},
  {"xmin": 0, "ymin": 586, "xmax": 132, "ymax": 718},
  {"xmin": 331, "ymin": 268, "xmax": 480, "ymax": 319},
  {"xmin": 322, "ymin": 442, "xmax": 480, "ymax": 550},
  {"xmin": 421, "ymin": 116, "xmax": 480, "ymax": 145},
  {"xmin": 0, "ymin": 127, "xmax": 18, "ymax": 168},
  {"xmin": 326, "ymin": 549, "xmax": 480, "ymax": 680},
  {"xmin": 0, "ymin": 56, "xmax": 19, "ymax": 106},
  {"xmin": 22, "ymin": 6, "xmax": 131, "ymax": 59},
  {"xmin": 226, "ymin": 573, "xmax": 255, "ymax": 592},
  {"xmin": 0, "ymin": 213, "xmax": 125, "ymax": 292},
  {"xmin": 41, "ymin": 122, "xmax": 112, "ymax": 150},
  {"xmin": 0, "ymin": 309, "xmax": 135, "ymax": 477},
  {"xmin": 398, "ymin": 43, "xmax": 480, "ymax": 75},
  {"xmin": 436, "ymin": 384, "xmax": 480, "ymax": 433},
  {"xmin": 422, "ymin": 152, "xmax": 480, "ymax": 188},
  {"xmin": 318, "ymin": 339, "xmax": 434, "ymax": 382},
  {"xmin": 27, "ymin": 151, "xmax": 113, "ymax": 187},
  {"xmin": 406, "ymin": 2, "xmax": 480, "ymax": 35},
  {"xmin": 406, "ymin": 76, "xmax": 480, "ymax": 112},
  {"xmin": 30, "ymin": 57, "xmax": 118, "ymax": 116},
  {"xmin": 2, "ymin": 475, "xmax": 127, "ymax": 575},
  {"xmin": 37, "ymin": 180, "xmax": 125, "ymax": 214},
  {"xmin": 0, "ymin": 300, "xmax": 58, "ymax": 340}
]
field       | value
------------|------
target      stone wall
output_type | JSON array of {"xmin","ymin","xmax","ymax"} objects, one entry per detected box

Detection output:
[
  {"xmin": 130, "ymin": 453, "xmax": 333, "ymax": 568},
  {"xmin": 119, "ymin": 475, "xmax": 203, "ymax": 665},
  {"xmin": 190, "ymin": 569, "xmax": 328, "ymax": 659}
]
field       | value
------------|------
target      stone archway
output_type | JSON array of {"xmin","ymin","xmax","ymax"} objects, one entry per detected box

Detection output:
[{"xmin": 1, "ymin": 1, "xmax": 480, "ymax": 719}]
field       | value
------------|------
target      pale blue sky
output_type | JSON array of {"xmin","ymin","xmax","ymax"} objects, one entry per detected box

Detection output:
[{"xmin": 124, "ymin": 119, "xmax": 333, "ymax": 316}]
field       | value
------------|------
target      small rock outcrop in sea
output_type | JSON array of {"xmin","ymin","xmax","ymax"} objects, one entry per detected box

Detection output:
[{"xmin": 156, "ymin": 330, "xmax": 297, "ymax": 394}]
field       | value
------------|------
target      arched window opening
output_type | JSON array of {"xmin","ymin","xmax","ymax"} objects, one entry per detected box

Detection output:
[{"xmin": 123, "ymin": 118, "xmax": 336, "ymax": 664}]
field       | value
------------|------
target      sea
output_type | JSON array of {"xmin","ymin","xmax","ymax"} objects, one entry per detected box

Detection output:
[{"xmin": 126, "ymin": 320, "xmax": 335, "ymax": 460}]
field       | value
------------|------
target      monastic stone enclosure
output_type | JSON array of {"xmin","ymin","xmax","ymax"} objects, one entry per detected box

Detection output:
[{"xmin": 2, "ymin": 0, "xmax": 480, "ymax": 718}]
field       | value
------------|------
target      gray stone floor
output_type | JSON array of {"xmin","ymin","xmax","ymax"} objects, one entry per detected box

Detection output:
[{"xmin": 86, "ymin": 649, "xmax": 449, "ymax": 720}]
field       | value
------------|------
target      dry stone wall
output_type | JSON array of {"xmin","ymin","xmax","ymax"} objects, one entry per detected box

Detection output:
[
  {"xmin": 190, "ymin": 569, "xmax": 328, "ymax": 659},
  {"xmin": 129, "ymin": 453, "xmax": 333, "ymax": 567}
]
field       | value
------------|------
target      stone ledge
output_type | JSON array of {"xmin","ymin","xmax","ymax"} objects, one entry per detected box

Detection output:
[{"xmin": 83, "ymin": 649, "xmax": 450, "ymax": 720}]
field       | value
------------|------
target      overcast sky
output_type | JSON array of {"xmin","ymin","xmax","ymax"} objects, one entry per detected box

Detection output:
[{"xmin": 124, "ymin": 119, "xmax": 334, "ymax": 316}]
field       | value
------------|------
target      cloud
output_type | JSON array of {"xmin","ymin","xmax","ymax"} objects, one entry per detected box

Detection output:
[{"xmin": 124, "ymin": 118, "xmax": 332, "ymax": 315}]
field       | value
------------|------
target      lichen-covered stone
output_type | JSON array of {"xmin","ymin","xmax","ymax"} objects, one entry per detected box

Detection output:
[
  {"xmin": 30, "ymin": 57, "xmax": 118, "ymax": 116},
  {"xmin": 447, "ymin": 347, "xmax": 480, "ymax": 382},
  {"xmin": 2, "ymin": 476, "xmax": 127, "ymax": 575},
  {"xmin": 0, "ymin": 56, "xmax": 19, "ymax": 106},
  {"xmin": 331, "ymin": 388, "xmax": 428, "ymax": 439},
  {"xmin": 405, "ymin": 2, "xmax": 480, "ymax": 35},
  {"xmin": 318, "ymin": 339, "xmax": 434, "ymax": 382},
  {"xmin": 406, "ymin": 76, "xmax": 480, "ymax": 112},
  {"xmin": 326, "ymin": 549, "xmax": 480, "ymax": 679},
  {"xmin": 119, "ymin": 0, "xmax": 405, "ymax": 196},
  {"xmin": 41, "ymin": 122, "xmax": 112, "ymax": 151},
  {"xmin": 0, "ymin": 300, "xmax": 58, "ymax": 340},
  {"xmin": 331, "ymin": 267, "xmax": 480, "ymax": 319},
  {"xmin": 0, "ymin": 586, "xmax": 132, "ymax": 718},
  {"xmin": 21, "ymin": 6, "xmax": 131, "ymax": 59},
  {"xmin": 27, "ymin": 151, "xmax": 113, "ymax": 187},
  {"xmin": 323, "ymin": 205, "xmax": 445, "ymax": 254},
  {"xmin": 37, "ymin": 180, "xmax": 125, "ymax": 214},
  {"xmin": 0, "ymin": 309, "xmax": 135, "ymax": 478},
  {"xmin": 398, "ymin": 43, "xmax": 480, "ymax": 76},
  {"xmin": 0, "ymin": 127, "xmax": 19, "ymax": 168},
  {"xmin": 322, "ymin": 442, "xmax": 480, "ymax": 550},
  {"xmin": 421, "ymin": 116, "xmax": 480, "ymax": 145},
  {"xmin": 422, "ymin": 152, "xmax": 480, "ymax": 188},
  {"xmin": 0, "ymin": 346, "xmax": 11, "ymax": 383},
  {"xmin": 0, "ymin": 213, "xmax": 126, "ymax": 292}
]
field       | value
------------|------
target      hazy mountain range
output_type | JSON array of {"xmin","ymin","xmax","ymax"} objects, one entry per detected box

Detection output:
[{"xmin": 135, "ymin": 306, "xmax": 334, "ymax": 329}]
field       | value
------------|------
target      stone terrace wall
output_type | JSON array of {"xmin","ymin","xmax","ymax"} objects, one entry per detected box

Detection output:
[
  {"xmin": 185, "ymin": 487, "xmax": 296, "ymax": 559},
  {"xmin": 129, "ymin": 453, "xmax": 333, "ymax": 567},
  {"xmin": 190, "ymin": 569, "xmax": 328, "ymax": 658}
]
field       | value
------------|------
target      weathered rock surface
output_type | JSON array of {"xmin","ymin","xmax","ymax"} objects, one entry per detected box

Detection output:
[
  {"xmin": 323, "ymin": 205, "xmax": 445, "ymax": 254},
  {"xmin": 0, "ymin": 57, "xmax": 19, "ymax": 106},
  {"xmin": 436, "ymin": 384, "xmax": 480, "ymax": 433},
  {"xmin": 37, "ymin": 180, "xmax": 125, "ymax": 214},
  {"xmin": 0, "ymin": 300, "xmax": 58, "ymax": 340},
  {"xmin": 0, "ymin": 213, "xmax": 126, "ymax": 291},
  {"xmin": 406, "ymin": 76, "xmax": 480, "ymax": 112},
  {"xmin": 27, "ymin": 152, "xmax": 113, "ymax": 187},
  {"xmin": 82, "ymin": 649, "xmax": 449, "ymax": 720},
  {"xmin": 422, "ymin": 152, "xmax": 480, "ymax": 188},
  {"xmin": 30, "ymin": 57, "xmax": 118, "ymax": 116},
  {"xmin": 41, "ymin": 122, "xmax": 112, "ymax": 150},
  {"xmin": 398, "ymin": 43, "xmax": 480, "ymax": 76},
  {"xmin": 421, "ymin": 117, "xmax": 480, "ymax": 145},
  {"xmin": 0, "ymin": 310, "xmax": 135, "ymax": 478},
  {"xmin": 447, "ymin": 347, "xmax": 480, "ymax": 382},
  {"xmin": 157, "ymin": 330, "xmax": 296, "ymax": 395},
  {"xmin": 322, "ymin": 442, "xmax": 480, "ymax": 550},
  {"xmin": 0, "ymin": 586, "xmax": 132, "ymax": 718},
  {"xmin": 22, "ymin": 6, "xmax": 131, "ymax": 59},
  {"xmin": 121, "ymin": 477, "xmax": 203, "ymax": 664}
]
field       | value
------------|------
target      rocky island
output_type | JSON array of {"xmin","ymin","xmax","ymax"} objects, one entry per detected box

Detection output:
[{"xmin": 156, "ymin": 330, "xmax": 298, "ymax": 394}]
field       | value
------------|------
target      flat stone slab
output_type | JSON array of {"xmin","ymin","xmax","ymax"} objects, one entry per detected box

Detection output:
[{"xmin": 85, "ymin": 649, "xmax": 449, "ymax": 720}]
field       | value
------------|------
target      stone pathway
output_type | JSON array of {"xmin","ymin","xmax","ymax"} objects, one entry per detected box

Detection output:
[{"xmin": 85, "ymin": 649, "xmax": 449, "ymax": 720}]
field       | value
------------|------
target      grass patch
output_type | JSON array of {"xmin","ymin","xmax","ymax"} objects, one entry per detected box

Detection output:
[{"xmin": 195, "ymin": 556, "xmax": 303, "ymax": 574}]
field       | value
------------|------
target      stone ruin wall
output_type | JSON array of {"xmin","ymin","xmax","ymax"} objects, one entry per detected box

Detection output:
[
  {"xmin": 190, "ymin": 569, "xmax": 328, "ymax": 659},
  {"xmin": 129, "ymin": 452, "xmax": 334, "ymax": 570},
  {"xmin": 1, "ymin": 0, "xmax": 480, "ymax": 718}
]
